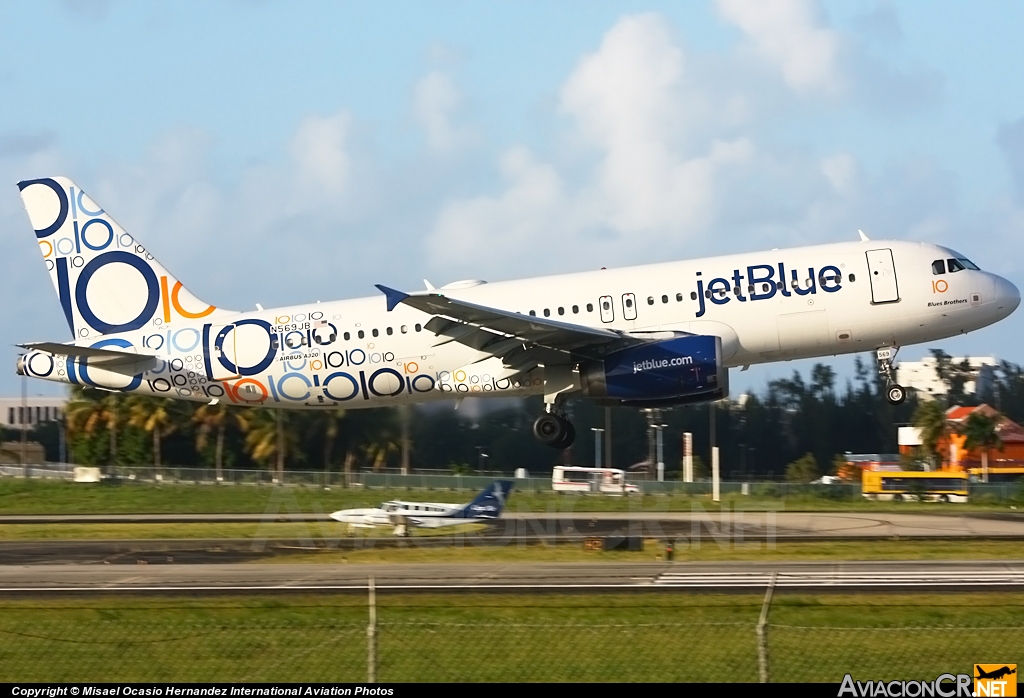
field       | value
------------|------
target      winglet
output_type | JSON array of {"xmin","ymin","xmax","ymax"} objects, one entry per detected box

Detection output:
[
  {"xmin": 858, "ymin": 229, "xmax": 869, "ymax": 241},
  {"xmin": 375, "ymin": 284, "xmax": 409, "ymax": 312},
  {"xmin": 424, "ymin": 279, "xmax": 435, "ymax": 291}
]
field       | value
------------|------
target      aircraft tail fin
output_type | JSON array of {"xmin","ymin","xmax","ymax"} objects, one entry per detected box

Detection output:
[
  {"xmin": 17, "ymin": 176, "xmax": 230, "ymax": 339},
  {"xmin": 457, "ymin": 480, "xmax": 513, "ymax": 519}
]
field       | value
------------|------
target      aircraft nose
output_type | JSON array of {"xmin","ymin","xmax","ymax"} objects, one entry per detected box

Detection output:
[{"xmin": 993, "ymin": 274, "xmax": 1021, "ymax": 315}]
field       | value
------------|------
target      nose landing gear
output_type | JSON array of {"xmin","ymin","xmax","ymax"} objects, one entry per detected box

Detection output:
[{"xmin": 877, "ymin": 347, "xmax": 907, "ymax": 405}]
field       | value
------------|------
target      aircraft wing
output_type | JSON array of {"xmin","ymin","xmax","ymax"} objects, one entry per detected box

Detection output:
[
  {"xmin": 375, "ymin": 285, "xmax": 644, "ymax": 372},
  {"xmin": 408, "ymin": 517, "xmax": 490, "ymax": 529}
]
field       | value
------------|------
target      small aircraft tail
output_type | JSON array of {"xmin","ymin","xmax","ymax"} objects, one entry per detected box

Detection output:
[
  {"xmin": 17, "ymin": 176, "xmax": 228, "ymax": 340},
  {"xmin": 457, "ymin": 480, "xmax": 513, "ymax": 519}
]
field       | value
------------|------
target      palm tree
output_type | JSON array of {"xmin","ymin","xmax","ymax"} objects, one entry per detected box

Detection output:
[
  {"xmin": 127, "ymin": 395, "xmax": 178, "ymax": 474},
  {"xmin": 364, "ymin": 437, "xmax": 400, "ymax": 472},
  {"xmin": 65, "ymin": 387, "xmax": 120, "ymax": 471},
  {"xmin": 963, "ymin": 412, "xmax": 1002, "ymax": 483},
  {"xmin": 914, "ymin": 400, "xmax": 947, "ymax": 470},
  {"xmin": 245, "ymin": 408, "xmax": 297, "ymax": 482},
  {"xmin": 195, "ymin": 402, "xmax": 251, "ymax": 481},
  {"xmin": 306, "ymin": 408, "xmax": 346, "ymax": 475}
]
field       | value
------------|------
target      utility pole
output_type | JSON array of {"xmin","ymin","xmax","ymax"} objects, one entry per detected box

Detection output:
[
  {"xmin": 656, "ymin": 422, "xmax": 665, "ymax": 482},
  {"xmin": 20, "ymin": 372, "xmax": 27, "ymax": 475},
  {"xmin": 683, "ymin": 432, "xmax": 693, "ymax": 483},
  {"xmin": 400, "ymin": 405, "xmax": 410, "ymax": 476},
  {"xmin": 591, "ymin": 428, "xmax": 603, "ymax": 469},
  {"xmin": 604, "ymin": 406, "xmax": 612, "ymax": 468}
]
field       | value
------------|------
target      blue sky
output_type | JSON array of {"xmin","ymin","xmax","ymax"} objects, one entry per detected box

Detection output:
[{"xmin": 2, "ymin": 0, "xmax": 1024, "ymax": 399}]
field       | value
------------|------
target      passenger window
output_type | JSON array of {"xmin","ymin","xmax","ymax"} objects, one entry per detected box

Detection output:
[
  {"xmin": 932, "ymin": 260, "xmax": 946, "ymax": 275},
  {"xmin": 415, "ymin": 324, "xmax": 422, "ymax": 332},
  {"xmin": 372, "ymin": 329, "xmax": 379, "ymax": 337},
  {"xmin": 401, "ymin": 325, "xmax": 408, "ymax": 334},
  {"xmin": 676, "ymin": 293, "xmax": 683, "ymax": 302},
  {"xmin": 690, "ymin": 292, "xmax": 697, "ymax": 301},
  {"xmin": 572, "ymin": 305, "xmax": 579, "ymax": 314},
  {"xmin": 587, "ymin": 303, "xmax": 594, "ymax": 312},
  {"xmin": 543, "ymin": 308, "xmax": 551, "ymax": 317},
  {"xmin": 848, "ymin": 274, "xmax": 856, "ymax": 283},
  {"xmin": 947, "ymin": 258, "xmax": 966, "ymax": 273},
  {"xmin": 661, "ymin": 295, "xmax": 668, "ymax": 303},
  {"xmin": 558, "ymin": 307, "xmax": 564, "ymax": 315},
  {"xmin": 529, "ymin": 310, "xmax": 536, "ymax": 316},
  {"xmin": 358, "ymin": 330, "xmax": 365, "ymax": 339},
  {"xmin": 647, "ymin": 296, "xmax": 654, "ymax": 305},
  {"xmin": 344, "ymin": 332, "xmax": 351, "ymax": 341},
  {"xmin": 386, "ymin": 327, "xmax": 393, "ymax": 335}
]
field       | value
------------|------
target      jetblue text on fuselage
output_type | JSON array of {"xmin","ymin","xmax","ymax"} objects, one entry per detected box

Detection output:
[
  {"xmin": 693, "ymin": 262, "xmax": 844, "ymax": 318},
  {"xmin": 633, "ymin": 356, "xmax": 693, "ymax": 374}
]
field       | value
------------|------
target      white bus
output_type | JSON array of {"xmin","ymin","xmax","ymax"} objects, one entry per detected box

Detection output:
[{"xmin": 551, "ymin": 466, "xmax": 640, "ymax": 495}]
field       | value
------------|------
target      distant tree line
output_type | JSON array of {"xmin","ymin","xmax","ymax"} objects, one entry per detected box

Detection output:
[{"xmin": 6, "ymin": 351, "xmax": 1024, "ymax": 481}]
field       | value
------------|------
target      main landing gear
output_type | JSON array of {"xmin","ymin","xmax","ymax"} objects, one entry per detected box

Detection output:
[
  {"xmin": 533, "ymin": 410, "xmax": 576, "ymax": 450},
  {"xmin": 877, "ymin": 347, "xmax": 906, "ymax": 405}
]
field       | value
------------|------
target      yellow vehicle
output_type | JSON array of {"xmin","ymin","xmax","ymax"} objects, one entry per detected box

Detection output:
[
  {"xmin": 862, "ymin": 471, "xmax": 968, "ymax": 503},
  {"xmin": 966, "ymin": 466, "xmax": 1024, "ymax": 484}
]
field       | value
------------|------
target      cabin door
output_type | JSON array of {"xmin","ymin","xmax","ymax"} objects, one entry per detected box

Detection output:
[{"xmin": 866, "ymin": 249, "xmax": 900, "ymax": 304}]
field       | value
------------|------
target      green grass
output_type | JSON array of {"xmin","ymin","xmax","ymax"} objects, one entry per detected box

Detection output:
[
  {"xmin": 1, "ymin": 592, "xmax": 1022, "ymax": 682},
  {"xmin": 1, "ymin": 478, "xmax": 1021, "ymax": 515}
]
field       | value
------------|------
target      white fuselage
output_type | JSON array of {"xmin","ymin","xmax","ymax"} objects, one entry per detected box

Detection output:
[
  {"xmin": 19, "ymin": 239, "xmax": 1020, "ymax": 408},
  {"xmin": 330, "ymin": 500, "xmax": 485, "ymax": 529}
]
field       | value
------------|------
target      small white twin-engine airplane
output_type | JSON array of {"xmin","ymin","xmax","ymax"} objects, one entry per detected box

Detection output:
[
  {"xmin": 329, "ymin": 480, "xmax": 513, "ymax": 536},
  {"xmin": 14, "ymin": 177, "xmax": 1021, "ymax": 449}
]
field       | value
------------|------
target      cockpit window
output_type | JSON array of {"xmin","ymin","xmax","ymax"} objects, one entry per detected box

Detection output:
[
  {"xmin": 931, "ymin": 260, "xmax": 945, "ymax": 275},
  {"xmin": 947, "ymin": 258, "xmax": 966, "ymax": 273},
  {"xmin": 958, "ymin": 258, "xmax": 980, "ymax": 270}
]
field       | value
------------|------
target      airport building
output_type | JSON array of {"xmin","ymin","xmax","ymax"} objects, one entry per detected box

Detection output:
[
  {"xmin": 895, "ymin": 355, "xmax": 999, "ymax": 399},
  {"xmin": 0, "ymin": 396, "xmax": 67, "ymax": 431},
  {"xmin": 897, "ymin": 403, "xmax": 1024, "ymax": 470}
]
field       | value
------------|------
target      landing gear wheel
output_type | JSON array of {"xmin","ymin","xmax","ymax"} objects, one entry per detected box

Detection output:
[
  {"xmin": 886, "ymin": 384, "xmax": 906, "ymax": 405},
  {"xmin": 552, "ymin": 422, "xmax": 576, "ymax": 450},
  {"xmin": 533, "ymin": 413, "xmax": 575, "ymax": 449}
]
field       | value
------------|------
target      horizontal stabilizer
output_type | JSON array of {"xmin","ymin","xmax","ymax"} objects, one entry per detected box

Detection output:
[{"xmin": 20, "ymin": 342, "xmax": 157, "ymax": 368}]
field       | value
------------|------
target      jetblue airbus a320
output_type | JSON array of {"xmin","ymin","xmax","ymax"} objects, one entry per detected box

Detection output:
[{"xmin": 15, "ymin": 177, "xmax": 1020, "ymax": 449}]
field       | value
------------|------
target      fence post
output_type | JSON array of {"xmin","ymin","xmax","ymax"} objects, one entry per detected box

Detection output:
[
  {"xmin": 367, "ymin": 576, "xmax": 377, "ymax": 682},
  {"xmin": 757, "ymin": 571, "xmax": 777, "ymax": 683}
]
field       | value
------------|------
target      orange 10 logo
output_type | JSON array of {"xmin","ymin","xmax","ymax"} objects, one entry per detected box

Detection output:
[{"xmin": 931, "ymin": 279, "xmax": 948, "ymax": 293}]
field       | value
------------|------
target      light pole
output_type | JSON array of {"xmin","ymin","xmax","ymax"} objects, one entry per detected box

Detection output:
[
  {"xmin": 476, "ymin": 447, "xmax": 488, "ymax": 472},
  {"xmin": 591, "ymin": 428, "xmax": 604, "ymax": 469}
]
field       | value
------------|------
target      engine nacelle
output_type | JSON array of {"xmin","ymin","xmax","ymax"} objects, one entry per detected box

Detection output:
[{"xmin": 580, "ymin": 334, "xmax": 728, "ymax": 406}]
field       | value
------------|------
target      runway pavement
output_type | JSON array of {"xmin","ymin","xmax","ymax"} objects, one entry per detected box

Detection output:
[{"xmin": 1, "ymin": 560, "xmax": 1022, "ymax": 593}]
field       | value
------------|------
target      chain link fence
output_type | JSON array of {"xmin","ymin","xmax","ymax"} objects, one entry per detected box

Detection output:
[
  {"xmin": 6, "ymin": 465, "xmax": 1024, "ymax": 502},
  {"xmin": 1, "ymin": 592, "xmax": 1022, "ymax": 682}
]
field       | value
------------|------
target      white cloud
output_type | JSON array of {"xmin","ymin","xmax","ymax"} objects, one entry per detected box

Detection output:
[
  {"xmin": 717, "ymin": 0, "xmax": 844, "ymax": 95},
  {"xmin": 820, "ymin": 152, "xmax": 860, "ymax": 197},
  {"xmin": 431, "ymin": 146, "xmax": 568, "ymax": 262},
  {"xmin": 428, "ymin": 12, "xmax": 755, "ymax": 275},
  {"xmin": 288, "ymin": 111, "xmax": 353, "ymax": 201},
  {"xmin": 413, "ymin": 71, "xmax": 477, "ymax": 153}
]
